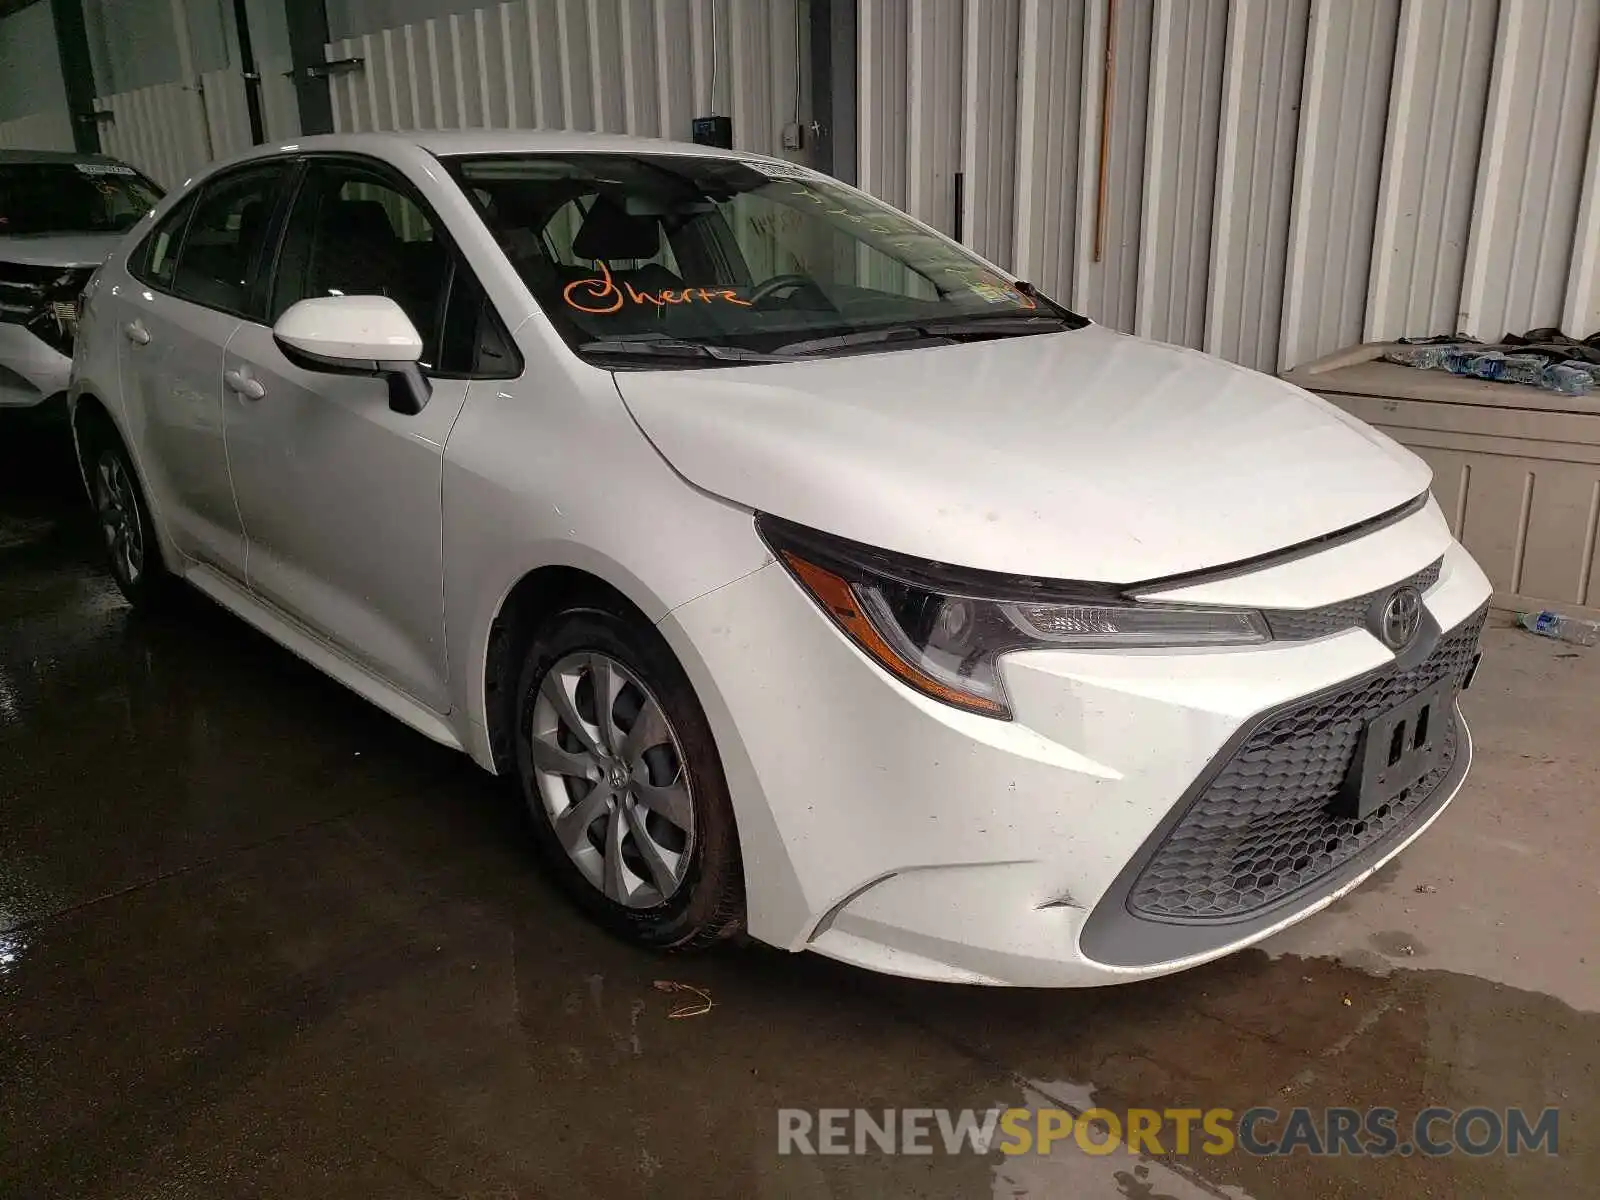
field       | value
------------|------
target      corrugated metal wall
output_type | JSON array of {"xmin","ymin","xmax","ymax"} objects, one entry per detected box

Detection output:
[
  {"xmin": 0, "ymin": 110, "xmax": 75, "ymax": 152},
  {"xmin": 95, "ymin": 62, "xmax": 300, "ymax": 189},
  {"xmin": 859, "ymin": 0, "xmax": 1600, "ymax": 373},
  {"xmin": 322, "ymin": 0, "xmax": 809, "ymax": 161},
  {"xmin": 30, "ymin": 0, "xmax": 1600, "ymax": 374}
]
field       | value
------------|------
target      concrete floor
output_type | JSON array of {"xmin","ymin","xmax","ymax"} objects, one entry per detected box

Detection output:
[{"xmin": 1, "ymin": 412, "xmax": 1595, "ymax": 1199}]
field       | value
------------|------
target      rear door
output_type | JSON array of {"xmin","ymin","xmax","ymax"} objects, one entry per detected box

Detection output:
[
  {"xmin": 222, "ymin": 155, "xmax": 508, "ymax": 713},
  {"xmin": 117, "ymin": 162, "xmax": 292, "ymax": 579}
]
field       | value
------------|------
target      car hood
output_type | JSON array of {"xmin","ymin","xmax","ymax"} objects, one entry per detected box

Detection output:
[
  {"xmin": 0, "ymin": 233, "xmax": 123, "ymax": 269},
  {"xmin": 613, "ymin": 324, "xmax": 1431, "ymax": 584}
]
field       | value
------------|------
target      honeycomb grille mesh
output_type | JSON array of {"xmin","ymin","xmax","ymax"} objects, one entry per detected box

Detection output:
[
  {"xmin": 1262, "ymin": 559, "xmax": 1443, "ymax": 641},
  {"xmin": 1128, "ymin": 609, "xmax": 1486, "ymax": 922}
]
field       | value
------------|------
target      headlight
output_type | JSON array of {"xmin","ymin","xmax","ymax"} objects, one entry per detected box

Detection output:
[{"xmin": 758, "ymin": 515, "xmax": 1269, "ymax": 720}]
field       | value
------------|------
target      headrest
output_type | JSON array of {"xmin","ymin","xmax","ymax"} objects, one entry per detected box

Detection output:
[
  {"xmin": 326, "ymin": 199, "xmax": 397, "ymax": 243},
  {"xmin": 571, "ymin": 196, "xmax": 660, "ymax": 261}
]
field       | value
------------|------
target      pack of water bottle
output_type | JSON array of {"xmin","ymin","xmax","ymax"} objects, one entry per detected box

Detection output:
[{"xmin": 1384, "ymin": 344, "xmax": 1597, "ymax": 396}]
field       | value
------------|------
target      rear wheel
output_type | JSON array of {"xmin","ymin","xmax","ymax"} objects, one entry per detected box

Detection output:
[
  {"xmin": 79, "ymin": 417, "xmax": 175, "ymax": 608},
  {"xmin": 514, "ymin": 603, "xmax": 744, "ymax": 949}
]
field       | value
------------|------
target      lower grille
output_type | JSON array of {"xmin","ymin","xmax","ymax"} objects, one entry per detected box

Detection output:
[{"xmin": 1127, "ymin": 609, "xmax": 1486, "ymax": 922}]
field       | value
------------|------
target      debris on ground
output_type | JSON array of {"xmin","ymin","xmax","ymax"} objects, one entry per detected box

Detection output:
[
  {"xmin": 1516, "ymin": 610, "xmax": 1600, "ymax": 646},
  {"xmin": 652, "ymin": 980, "xmax": 714, "ymax": 1019},
  {"xmin": 1415, "ymin": 883, "xmax": 1438, "ymax": 894}
]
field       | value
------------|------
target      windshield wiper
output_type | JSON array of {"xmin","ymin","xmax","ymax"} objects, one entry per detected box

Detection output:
[
  {"xmin": 767, "ymin": 326, "xmax": 938, "ymax": 357},
  {"xmin": 920, "ymin": 314, "xmax": 1076, "ymax": 337},
  {"xmin": 577, "ymin": 338, "xmax": 789, "ymax": 364},
  {"xmin": 772, "ymin": 313, "xmax": 1075, "ymax": 358}
]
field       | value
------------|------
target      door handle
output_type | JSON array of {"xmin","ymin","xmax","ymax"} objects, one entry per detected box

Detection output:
[
  {"xmin": 122, "ymin": 320, "xmax": 150, "ymax": 345},
  {"xmin": 224, "ymin": 368, "xmax": 265, "ymax": 401}
]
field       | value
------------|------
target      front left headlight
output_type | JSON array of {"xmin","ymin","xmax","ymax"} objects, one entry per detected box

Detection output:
[{"xmin": 758, "ymin": 515, "xmax": 1269, "ymax": 720}]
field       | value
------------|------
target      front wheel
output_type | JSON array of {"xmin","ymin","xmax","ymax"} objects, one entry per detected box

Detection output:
[
  {"xmin": 82, "ymin": 425, "xmax": 175, "ymax": 609},
  {"xmin": 514, "ymin": 604, "xmax": 745, "ymax": 950}
]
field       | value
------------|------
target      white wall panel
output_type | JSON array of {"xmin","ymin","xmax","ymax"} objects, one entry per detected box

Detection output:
[
  {"xmin": 1137, "ymin": 0, "xmax": 1227, "ymax": 349},
  {"xmin": 0, "ymin": 110, "xmax": 76, "ymax": 153},
  {"xmin": 1072, "ymin": 0, "xmax": 1153, "ymax": 332},
  {"xmin": 905, "ymin": 0, "xmax": 963, "ymax": 233},
  {"xmin": 324, "ymin": 0, "xmax": 809, "ymax": 156},
  {"xmin": 1566, "ymin": 58, "xmax": 1600, "ymax": 339},
  {"xmin": 258, "ymin": 55, "xmax": 302, "ymax": 141},
  {"xmin": 95, "ymin": 79, "xmax": 214, "ymax": 188},
  {"xmin": 618, "ymin": 0, "xmax": 659, "ymax": 136},
  {"xmin": 1364, "ymin": 0, "xmax": 1497, "ymax": 342},
  {"xmin": 650, "ymin": 0, "xmax": 695, "ymax": 140},
  {"xmin": 858, "ymin": 0, "xmax": 909, "ymax": 209},
  {"xmin": 959, "ymin": 0, "xmax": 1020, "ymax": 265},
  {"xmin": 199, "ymin": 68, "xmax": 255, "ymax": 162},
  {"xmin": 1461, "ymin": 0, "xmax": 1600, "ymax": 341},
  {"xmin": 1279, "ymin": 0, "xmax": 1400, "ymax": 371},
  {"xmin": 1012, "ymin": 0, "xmax": 1087, "ymax": 299},
  {"xmin": 857, "ymin": 0, "xmax": 1600, "ymax": 372},
  {"xmin": 731, "ymin": 0, "xmax": 803, "ymax": 158},
  {"xmin": 69, "ymin": 0, "xmax": 1600, "ymax": 382},
  {"xmin": 1206, "ymin": 0, "xmax": 1309, "ymax": 372}
]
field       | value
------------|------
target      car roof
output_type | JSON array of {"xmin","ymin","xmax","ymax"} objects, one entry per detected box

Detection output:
[
  {"xmin": 0, "ymin": 148, "xmax": 138, "ymax": 168},
  {"xmin": 235, "ymin": 129, "xmax": 760, "ymax": 165}
]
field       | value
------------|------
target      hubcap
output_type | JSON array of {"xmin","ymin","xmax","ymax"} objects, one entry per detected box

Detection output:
[
  {"xmin": 94, "ymin": 453, "xmax": 143, "ymax": 586},
  {"xmin": 527, "ymin": 652, "xmax": 695, "ymax": 908}
]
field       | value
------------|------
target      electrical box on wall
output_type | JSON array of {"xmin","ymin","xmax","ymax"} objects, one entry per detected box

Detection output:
[{"xmin": 691, "ymin": 116, "xmax": 733, "ymax": 148}]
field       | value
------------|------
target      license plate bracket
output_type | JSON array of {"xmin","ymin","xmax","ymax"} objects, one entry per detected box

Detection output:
[{"xmin": 1335, "ymin": 688, "xmax": 1447, "ymax": 819}]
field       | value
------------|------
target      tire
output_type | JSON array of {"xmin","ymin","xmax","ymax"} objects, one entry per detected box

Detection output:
[
  {"xmin": 514, "ymin": 602, "xmax": 744, "ymax": 950},
  {"xmin": 78, "ymin": 416, "xmax": 177, "ymax": 609}
]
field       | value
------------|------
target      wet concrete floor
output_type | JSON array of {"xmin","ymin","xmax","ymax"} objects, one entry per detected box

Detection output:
[{"xmin": 2, "ymin": 410, "xmax": 1595, "ymax": 1198}]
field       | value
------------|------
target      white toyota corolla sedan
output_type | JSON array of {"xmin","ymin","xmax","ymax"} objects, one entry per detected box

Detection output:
[{"xmin": 69, "ymin": 131, "xmax": 1491, "ymax": 986}]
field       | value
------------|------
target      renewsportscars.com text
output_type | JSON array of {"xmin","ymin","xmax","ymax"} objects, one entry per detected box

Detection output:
[{"xmin": 777, "ymin": 1106, "xmax": 1559, "ymax": 1158}]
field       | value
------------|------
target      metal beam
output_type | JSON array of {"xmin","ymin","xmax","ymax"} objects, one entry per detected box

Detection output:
[
  {"xmin": 230, "ymin": 0, "xmax": 266, "ymax": 143},
  {"xmin": 285, "ymin": 0, "xmax": 334, "ymax": 135},
  {"xmin": 811, "ymin": 0, "xmax": 856, "ymax": 184},
  {"xmin": 47, "ymin": 0, "xmax": 99, "ymax": 154}
]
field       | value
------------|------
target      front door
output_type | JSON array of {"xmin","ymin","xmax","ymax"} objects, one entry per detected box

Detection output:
[{"xmin": 223, "ymin": 157, "xmax": 474, "ymax": 713}]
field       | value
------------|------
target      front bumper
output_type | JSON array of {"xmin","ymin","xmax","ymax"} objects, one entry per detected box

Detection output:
[
  {"xmin": 660, "ymin": 500, "xmax": 1493, "ymax": 986},
  {"xmin": 0, "ymin": 322, "xmax": 71, "ymax": 408}
]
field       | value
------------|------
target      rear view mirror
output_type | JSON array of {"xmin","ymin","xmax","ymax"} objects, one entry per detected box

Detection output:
[
  {"xmin": 624, "ymin": 195, "xmax": 715, "ymax": 217},
  {"xmin": 272, "ymin": 295, "xmax": 432, "ymax": 415}
]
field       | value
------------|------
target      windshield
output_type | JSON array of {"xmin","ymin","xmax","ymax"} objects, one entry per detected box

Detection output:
[
  {"xmin": 450, "ymin": 153, "xmax": 1084, "ymax": 364},
  {"xmin": 0, "ymin": 162, "xmax": 164, "ymax": 236}
]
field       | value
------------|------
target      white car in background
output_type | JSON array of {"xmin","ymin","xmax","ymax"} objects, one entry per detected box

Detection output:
[
  {"xmin": 69, "ymin": 131, "xmax": 1492, "ymax": 986},
  {"xmin": 0, "ymin": 149, "xmax": 162, "ymax": 413}
]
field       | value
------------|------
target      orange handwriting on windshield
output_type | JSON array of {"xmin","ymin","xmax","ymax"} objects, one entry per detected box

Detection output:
[{"xmin": 563, "ymin": 262, "xmax": 754, "ymax": 314}]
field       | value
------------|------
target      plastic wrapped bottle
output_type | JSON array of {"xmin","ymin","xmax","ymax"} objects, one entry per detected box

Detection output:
[
  {"xmin": 1383, "ymin": 346, "xmax": 1444, "ymax": 369},
  {"xmin": 1439, "ymin": 347, "xmax": 1480, "ymax": 375},
  {"xmin": 1469, "ymin": 352, "xmax": 1507, "ymax": 381},
  {"xmin": 1498, "ymin": 354, "xmax": 1547, "ymax": 387},
  {"xmin": 1558, "ymin": 359, "xmax": 1600, "ymax": 387},
  {"xmin": 1542, "ymin": 363, "xmax": 1595, "ymax": 397}
]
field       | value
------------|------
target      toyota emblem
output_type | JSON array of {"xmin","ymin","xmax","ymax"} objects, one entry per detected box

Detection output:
[{"xmin": 1379, "ymin": 586, "xmax": 1423, "ymax": 650}]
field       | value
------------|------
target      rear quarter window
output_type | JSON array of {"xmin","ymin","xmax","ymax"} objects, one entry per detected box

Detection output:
[{"xmin": 133, "ymin": 193, "xmax": 198, "ymax": 288}]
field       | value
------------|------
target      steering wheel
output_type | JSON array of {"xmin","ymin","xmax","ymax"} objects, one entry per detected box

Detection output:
[{"xmin": 747, "ymin": 273, "xmax": 830, "ymax": 308}]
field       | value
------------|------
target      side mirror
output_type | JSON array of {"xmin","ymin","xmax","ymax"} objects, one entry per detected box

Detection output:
[{"xmin": 272, "ymin": 295, "xmax": 433, "ymax": 415}]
